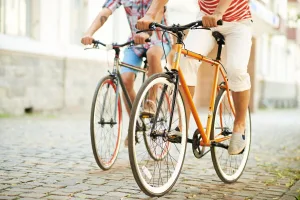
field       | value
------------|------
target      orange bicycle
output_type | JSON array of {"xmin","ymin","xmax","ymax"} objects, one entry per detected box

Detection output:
[{"xmin": 127, "ymin": 20, "xmax": 251, "ymax": 196}]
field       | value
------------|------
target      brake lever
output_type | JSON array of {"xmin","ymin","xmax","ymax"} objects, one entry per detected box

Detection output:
[
  {"xmin": 93, "ymin": 43, "xmax": 99, "ymax": 48},
  {"xmin": 84, "ymin": 47, "xmax": 96, "ymax": 50},
  {"xmin": 84, "ymin": 42, "xmax": 100, "ymax": 50},
  {"xmin": 191, "ymin": 27, "xmax": 211, "ymax": 30}
]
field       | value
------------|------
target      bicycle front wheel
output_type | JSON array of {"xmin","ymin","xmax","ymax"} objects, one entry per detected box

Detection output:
[
  {"xmin": 90, "ymin": 75, "xmax": 122, "ymax": 170},
  {"xmin": 142, "ymin": 84, "xmax": 172, "ymax": 161},
  {"xmin": 210, "ymin": 88, "xmax": 251, "ymax": 183},
  {"xmin": 128, "ymin": 73, "xmax": 187, "ymax": 197}
]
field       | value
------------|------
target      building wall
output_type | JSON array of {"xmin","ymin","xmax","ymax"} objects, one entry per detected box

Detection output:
[
  {"xmin": 0, "ymin": 0, "xmax": 126, "ymax": 115},
  {"xmin": 0, "ymin": 0, "xmax": 299, "ymax": 115},
  {"xmin": 0, "ymin": 50, "xmax": 65, "ymax": 115}
]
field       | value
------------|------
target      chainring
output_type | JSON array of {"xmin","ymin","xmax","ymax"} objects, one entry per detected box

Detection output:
[{"xmin": 192, "ymin": 129, "xmax": 205, "ymax": 159}]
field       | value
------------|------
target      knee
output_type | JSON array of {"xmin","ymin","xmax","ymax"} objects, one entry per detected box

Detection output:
[
  {"xmin": 147, "ymin": 48, "xmax": 163, "ymax": 62},
  {"xmin": 227, "ymin": 68, "xmax": 251, "ymax": 92},
  {"xmin": 121, "ymin": 75, "xmax": 134, "ymax": 90}
]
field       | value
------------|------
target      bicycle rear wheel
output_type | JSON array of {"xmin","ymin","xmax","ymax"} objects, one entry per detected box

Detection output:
[
  {"xmin": 210, "ymin": 88, "xmax": 251, "ymax": 182},
  {"xmin": 128, "ymin": 73, "xmax": 187, "ymax": 197},
  {"xmin": 90, "ymin": 75, "xmax": 122, "ymax": 170},
  {"xmin": 142, "ymin": 84, "xmax": 172, "ymax": 161}
]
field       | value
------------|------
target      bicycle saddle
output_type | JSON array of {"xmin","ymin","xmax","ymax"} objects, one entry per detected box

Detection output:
[{"xmin": 212, "ymin": 31, "xmax": 225, "ymax": 45}]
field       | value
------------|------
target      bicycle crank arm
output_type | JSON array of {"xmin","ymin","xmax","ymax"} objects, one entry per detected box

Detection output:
[{"xmin": 211, "ymin": 142, "xmax": 229, "ymax": 149}]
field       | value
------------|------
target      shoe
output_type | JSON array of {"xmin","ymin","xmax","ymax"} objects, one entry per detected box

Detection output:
[
  {"xmin": 168, "ymin": 127, "xmax": 182, "ymax": 143},
  {"xmin": 228, "ymin": 132, "xmax": 246, "ymax": 155},
  {"xmin": 140, "ymin": 100, "xmax": 156, "ymax": 118},
  {"xmin": 168, "ymin": 126, "xmax": 182, "ymax": 137}
]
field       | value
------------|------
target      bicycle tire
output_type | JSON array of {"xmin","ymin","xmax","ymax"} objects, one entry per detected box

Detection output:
[
  {"xmin": 142, "ymin": 85, "xmax": 172, "ymax": 161},
  {"xmin": 128, "ymin": 73, "xmax": 187, "ymax": 197},
  {"xmin": 90, "ymin": 75, "xmax": 122, "ymax": 170},
  {"xmin": 210, "ymin": 88, "xmax": 251, "ymax": 183}
]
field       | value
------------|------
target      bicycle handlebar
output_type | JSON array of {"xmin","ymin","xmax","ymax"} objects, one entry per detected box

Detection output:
[
  {"xmin": 92, "ymin": 38, "xmax": 151, "ymax": 50},
  {"xmin": 92, "ymin": 40, "xmax": 133, "ymax": 50},
  {"xmin": 146, "ymin": 20, "xmax": 223, "ymax": 32}
]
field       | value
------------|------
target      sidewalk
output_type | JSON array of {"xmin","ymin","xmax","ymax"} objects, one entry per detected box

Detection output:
[{"xmin": 0, "ymin": 109, "xmax": 299, "ymax": 200}]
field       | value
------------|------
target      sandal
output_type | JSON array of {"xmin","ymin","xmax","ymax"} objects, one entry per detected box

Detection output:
[{"xmin": 140, "ymin": 99, "xmax": 156, "ymax": 118}]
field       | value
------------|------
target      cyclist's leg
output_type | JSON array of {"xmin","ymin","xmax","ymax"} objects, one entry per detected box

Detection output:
[
  {"xmin": 146, "ymin": 44, "xmax": 169, "ymax": 75},
  {"xmin": 219, "ymin": 20, "xmax": 252, "ymax": 154},
  {"xmin": 143, "ymin": 43, "xmax": 171, "ymax": 112},
  {"xmin": 178, "ymin": 28, "xmax": 215, "ymax": 127},
  {"xmin": 121, "ymin": 47, "xmax": 143, "ymax": 115}
]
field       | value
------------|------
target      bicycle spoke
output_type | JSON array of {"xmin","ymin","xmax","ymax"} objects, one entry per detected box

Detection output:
[
  {"xmin": 128, "ymin": 74, "xmax": 187, "ymax": 196},
  {"xmin": 91, "ymin": 77, "xmax": 122, "ymax": 170},
  {"xmin": 211, "ymin": 89, "xmax": 251, "ymax": 182}
]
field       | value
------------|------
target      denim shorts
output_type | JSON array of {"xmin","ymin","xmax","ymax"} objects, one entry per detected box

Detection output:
[{"xmin": 120, "ymin": 43, "xmax": 171, "ymax": 74}]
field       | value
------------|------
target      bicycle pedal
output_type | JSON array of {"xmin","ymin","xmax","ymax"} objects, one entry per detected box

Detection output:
[
  {"xmin": 140, "ymin": 114, "xmax": 154, "ymax": 118},
  {"xmin": 187, "ymin": 138, "xmax": 193, "ymax": 143},
  {"xmin": 168, "ymin": 136, "xmax": 182, "ymax": 143}
]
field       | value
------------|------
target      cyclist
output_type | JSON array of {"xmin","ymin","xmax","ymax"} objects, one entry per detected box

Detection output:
[
  {"xmin": 81, "ymin": 0, "xmax": 171, "ymax": 146},
  {"xmin": 136, "ymin": 0, "xmax": 252, "ymax": 155}
]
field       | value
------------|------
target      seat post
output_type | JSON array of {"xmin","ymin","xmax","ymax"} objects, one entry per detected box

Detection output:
[
  {"xmin": 212, "ymin": 31, "xmax": 225, "ymax": 61},
  {"xmin": 216, "ymin": 44, "xmax": 222, "ymax": 61}
]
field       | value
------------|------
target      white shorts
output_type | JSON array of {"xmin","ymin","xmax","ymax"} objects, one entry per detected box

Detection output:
[{"xmin": 180, "ymin": 12, "xmax": 253, "ymax": 92}]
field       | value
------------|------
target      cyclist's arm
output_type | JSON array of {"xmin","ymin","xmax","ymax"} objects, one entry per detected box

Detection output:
[
  {"xmin": 137, "ymin": 0, "xmax": 168, "ymax": 30},
  {"xmin": 154, "ymin": 7, "xmax": 164, "ymax": 23},
  {"xmin": 213, "ymin": 0, "xmax": 234, "ymax": 17},
  {"xmin": 134, "ymin": 7, "xmax": 164, "ymax": 44},
  {"xmin": 203, "ymin": 0, "xmax": 233, "ymax": 27},
  {"xmin": 146, "ymin": 0, "xmax": 168, "ymax": 19},
  {"xmin": 85, "ymin": 8, "xmax": 112, "ymax": 36},
  {"xmin": 81, "ymin": 8, "xmax": 112, "ymax": 45}
]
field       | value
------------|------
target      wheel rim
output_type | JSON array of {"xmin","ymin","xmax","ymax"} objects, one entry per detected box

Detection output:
[
  {"xmin": 130, "ymin": 77, "xmax": 187, "ymax": 194},
  {"xmin": 143, "ymin": 85, "xmax": 172, "ymax": 161},
  {"xmin": 212, "ymin": 90, "xmax": 251, "ymax": 181},
  {"xmin": 92, "ymin": 79, "xmax": 121, "ymax": 169}
]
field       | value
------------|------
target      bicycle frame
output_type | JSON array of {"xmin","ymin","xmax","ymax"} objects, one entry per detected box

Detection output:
[
  {"xmin": 104, "ymin": 47, "xmax": 148, "ymax": 122},
  {"xmin": 170, "ymin": 43, "xmax": 236, "ymax": 147}
]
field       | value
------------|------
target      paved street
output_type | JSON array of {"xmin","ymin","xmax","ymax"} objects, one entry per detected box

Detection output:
[{"xmin": 0, "ymin": 109, "xmax": 299, "ymax": 200}]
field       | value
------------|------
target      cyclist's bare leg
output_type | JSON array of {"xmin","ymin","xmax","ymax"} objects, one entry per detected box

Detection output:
[
  {"xmin": 143, "ymin": 46, "xmax": 164, "ymax": 110},
  {"xmin": 228, "ymin": 89, "xmax": 250, "ymax": 154},
  {"xmin": 121, "ymin": 72, "xmax": 136, "ymax": 115},
  {"xmin": 122, "ymin": 72, "xmax": 136, "ymax": 147},
  {"xmin": 146, "ymin": 45, "xmax": 164, "ymax": 79},
  {"xmin": 232, "ymin": 89, "xmax": 250, "ymax": 133}
]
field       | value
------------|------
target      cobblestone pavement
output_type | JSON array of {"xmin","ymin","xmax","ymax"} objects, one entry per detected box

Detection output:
[{"xmin": 0, "ymin": 109, "xmax": 299, "ymax": 200}]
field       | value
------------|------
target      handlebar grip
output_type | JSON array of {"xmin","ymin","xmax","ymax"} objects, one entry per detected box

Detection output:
[
  {"xmin": 145, "ymin": 38, "xmax": 151, "ymax": 43},
  {"xmin": 217, "ymin": 20, "xmax": 223, "ymax": 26},
  {"xmin": 148, "ymin": 22, "xmax": 156, "ymax": 30},
  {"xmin": 197, "ymin": 20, "xmax": 223, "ymax": 27}
]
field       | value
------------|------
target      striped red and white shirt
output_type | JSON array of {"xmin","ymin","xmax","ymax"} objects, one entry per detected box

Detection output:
[{"xmin": 198, "ymin": 0, "xmax": 251, "ymax": 22}]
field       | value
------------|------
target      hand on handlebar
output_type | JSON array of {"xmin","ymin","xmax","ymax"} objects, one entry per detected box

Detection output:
[
  {"xmin": 81, "ymin": 35, "xmax": 94, "ymax": 45},
  {"xmin": 133, "ymin": 33, "xmax": 151, "ymax": 45},
  {"xmin": 137, "ymin": 14, "xmax": 155, "ymax": 30},
  {"xmin": 202, "ymin": 14, "xmax": 223, "ymax": 28}
]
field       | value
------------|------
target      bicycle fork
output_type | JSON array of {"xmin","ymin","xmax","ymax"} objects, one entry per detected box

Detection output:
[
  {"xmin": 99, "ymin": 75, "xmax": 119, "ymax": 126},
  {"xmin": 150, "ymin": 71, "xmax": 180, "ymax": 137}
]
